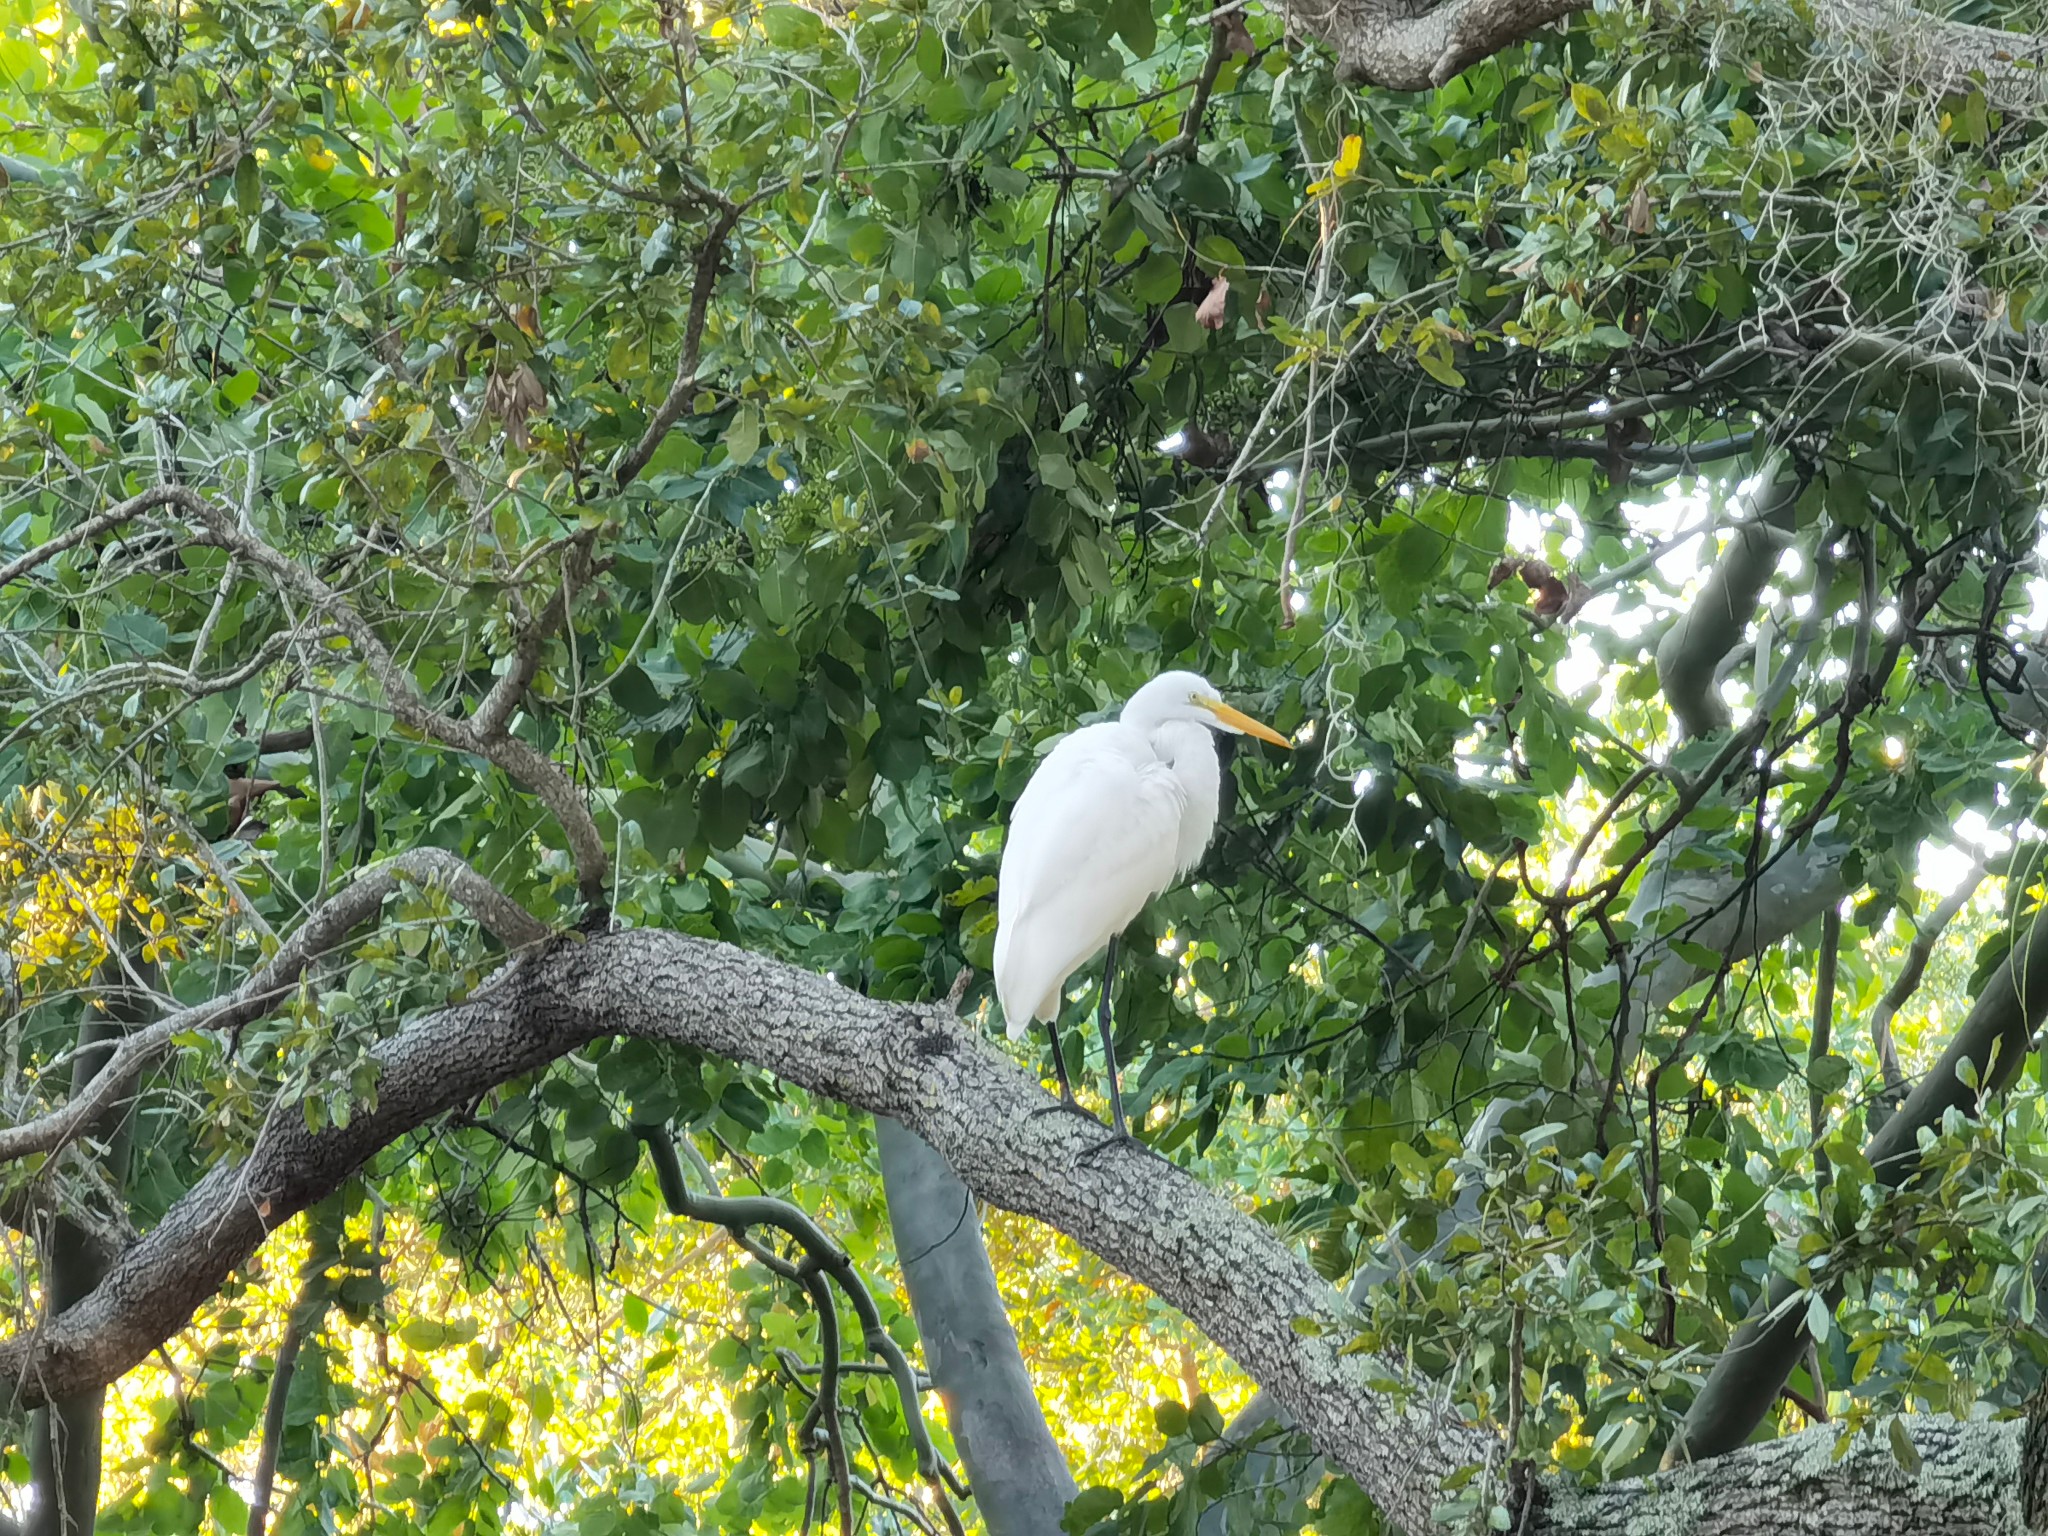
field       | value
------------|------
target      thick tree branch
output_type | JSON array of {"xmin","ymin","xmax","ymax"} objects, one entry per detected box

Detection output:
[
  {"xmin": 1654, "ymin": 457, "xmax": 1800, "ymax": 738},
  {"xmin": 0, "ymin": 930, "xmax": 2040, "ymax": 1530},
  {"xmin": 1287, "ymin": 0, "xmax": 1582, "ymax": 87},
  {"xmin": 1669, "ymin": 899, "xmax": 2048, "ymax": 1464},
  {"xmin": 0, "ymin": 930, "xmax": 1487, "ymax": 1529},
  {"xmin": 25, "ymin": 949, "xmax": 153, "ymax": 1536},
  {"xmin": 1284, "ymin": 0, "xmax": 2048, "ymax": 101},
  {"xmin": 1817, "ymin": 0, "xmax": 2047, "ymax": 110}
]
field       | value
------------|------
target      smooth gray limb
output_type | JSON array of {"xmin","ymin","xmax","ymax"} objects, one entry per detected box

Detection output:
[{"xmin": 877, "ymin": 1119, "xmax": 1076, "ymax": 1535}]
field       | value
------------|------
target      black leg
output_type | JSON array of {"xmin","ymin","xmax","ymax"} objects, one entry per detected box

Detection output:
[
  {"xmin": 1032, "ymin": 1018, "xmax": 1102, "ymax": 1126},
  {"xmin": 1044, "ymin": 1017, "xmax": 1078, "ymax": 1105},
  {"xmin": 1097, "ymin": 934, "xmax": 1129, "ymax": 1138}
]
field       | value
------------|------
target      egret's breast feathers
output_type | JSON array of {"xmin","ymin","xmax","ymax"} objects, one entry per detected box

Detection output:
[{"xmin": 994, "ymin": 726, "xmax": 1186, "ymax": 1035}]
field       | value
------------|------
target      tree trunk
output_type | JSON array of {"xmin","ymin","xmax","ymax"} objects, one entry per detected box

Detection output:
[
  {"xmin": 27, "ymin": 952, "xmax": 152, "ymax": 1536},
  {"xmin": 876, "ymin": 1118, "xmax": 1076, "ymax": 1532}
]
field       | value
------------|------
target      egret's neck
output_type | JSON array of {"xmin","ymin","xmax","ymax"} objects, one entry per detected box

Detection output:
[{"xmin": 1150, "ymin": 720, "xmax": 1221, "ymax": 875}]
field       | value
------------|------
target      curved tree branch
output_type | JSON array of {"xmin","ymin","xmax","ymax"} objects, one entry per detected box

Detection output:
[
  {"xmin": 0, "ymin": 849, "xmax": 549, "ymax": 1168},
  {"xmin": 1283, "ymin": 0, "xmax": 2048, "ymax": 103},
  {"xmin": 637, "ymin": 1126, "xmax": 963, "ymax": 1528},
  {"xmin": 1654, "ymin": 458, "xmax": 1801, "ymax": 738},
  {"xmin": 1668, "ymin": 898, "xmax": 2048, "ymax": 1464},
  {"xmin": 12, "ymin": 489, "xmax": 612, "ymax": 907},
  {"xmin": 0, "ymin": 929, "xmax": 2038, "ymax": 1530}
]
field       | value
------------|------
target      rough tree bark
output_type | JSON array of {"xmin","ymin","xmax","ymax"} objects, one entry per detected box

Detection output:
[
  {"xmin": 876, "ymin": 1119, "xmax": 1076, "ymax": 1532},
  {"xmin": 1282, "ymin": 0, "xmax": 2048, "ymax": 100},
  {"xmin": 0, "ymin": 929, "xmax": 2041, "ymax": 1531}
]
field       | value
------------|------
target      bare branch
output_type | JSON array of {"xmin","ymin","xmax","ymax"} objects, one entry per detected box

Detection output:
[
  {"xmin": 639, "ymin": 1127, "xmax": 964, "ymax": 1527},
  {"xmin": 470, "ymin": 528, "xmax": 598, "ymax": 740},
  {"xmin": 0, "ymin": 488, "xmax": 189, "ymax": 592},
  {"xmin": 1343, "ymin": 342, "xmax": 1766, "ymax": 473},
  {"xmin": 612, "ymin": 204, "xmax": 744, "ymax": 493},
  {"xmin": 53, "ymin": 486, "xmax": 611, "ymax": 907},
  {"xmin": 1869, "ymin": 865, "xmax": 1989, "ymax": 1096},
  {"xmin": 0, "ymin": 850, "xmax": 547, "ymax": 1168},
  {"xmin": 1101, "ymin": 18, "xmax": 1234, "ymax": 207}
]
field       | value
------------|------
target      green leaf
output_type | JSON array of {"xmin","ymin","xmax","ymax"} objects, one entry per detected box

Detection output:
[
  {"xmin": 526, "ymin": 1378, "xmax": 554, "ymax": 1427},
  {"xmin": 610, "ymin": 664, "xmax": 667, "ymax": 719},
  {"xmin": 400, "ymin": 1318, "xmax": 452, "ymax": 1351},
  {"xmin": 210, "ymin": 1483, "xmax": 251, "ymax": 1531},
  {"xmin": 233, "ymin": 151, "xmax": 261, "ymax": 214},
  {"xmin": 846, "ymin": 221, "xmax": 892, "ymax": 263},
  {"xmin": 1105, "ymin": 0, "xmax": 1154, "ymax": 57},
  {"xmin": 1807, "ymin": 1053, "xmax": 1852, "ymax": 1095},
  {"xmin": 1163, "ymin": 303, "xmax": 1206, "ymax": 352},
  {"xmin": 641, "ymin": 221, "xmax": 677, "ymax": 275},
  {"xmin": 1888, "ymin": 1416, "xmax": 1922, "ymax": 1474},
  {"xmin": 724, "ymin": 404, "xmax": 762, "ymax": 464},
  {"xmin": 1130, "ymin": 252, "xmax": 1182, "ymax": 305},
  {"xmin": 1062, "ymin": 1489, "xmax": 1123, "ymax": 1533},
  {"xmin": 102, "ymin": 612, "xmax": 170, "ymax": 659},
  {"xmin": 219, "ymin": 369, "xmax": 261, "ymax": 408},
  {"xmin": 700, "ymin": 667, "xmax": 762, "ymax": 718},
  {"xmin": 760, "ymin": 2, "xmax": 823, "ymax": 46}
]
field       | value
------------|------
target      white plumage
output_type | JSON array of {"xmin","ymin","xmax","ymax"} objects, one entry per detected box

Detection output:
[{"xmin": 992, "ymin": 670, "xmax": 1290, "ymax": 1131}]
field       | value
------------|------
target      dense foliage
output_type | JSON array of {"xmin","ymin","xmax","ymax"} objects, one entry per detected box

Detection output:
[{"xmin": 3, "ymin": 0, "xmax": 2048, "ymax": 1523}]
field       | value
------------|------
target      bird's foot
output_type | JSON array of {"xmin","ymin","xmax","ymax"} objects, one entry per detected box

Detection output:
[
  {"xmin": 1030, "ymin": 1097, "xmax": 1103, "ymax": 1125},
  {"xmin": 1075, "ymin": 1128, "xmax": 1146, "ymax": 1164}
]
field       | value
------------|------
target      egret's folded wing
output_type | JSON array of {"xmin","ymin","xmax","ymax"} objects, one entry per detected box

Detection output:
[{"xmin": 994, "ymin": 727, "xmax": 1182, "ymax": 1035}]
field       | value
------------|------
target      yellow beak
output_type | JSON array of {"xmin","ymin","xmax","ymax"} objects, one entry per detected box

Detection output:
[{"xmin": 1199, "ymin": 698, "xmax": 1293, "ymax": 748}]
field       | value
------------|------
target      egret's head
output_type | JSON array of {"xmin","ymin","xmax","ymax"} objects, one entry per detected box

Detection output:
[{"xmin": 1122, "ymin": 670, "xmax": 1292, "ymax": 747}]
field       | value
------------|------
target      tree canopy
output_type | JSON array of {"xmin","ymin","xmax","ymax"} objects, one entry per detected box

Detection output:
[{"xmin": 4, "ymin": 0, "xmax": 2048, "ymax": 1526}]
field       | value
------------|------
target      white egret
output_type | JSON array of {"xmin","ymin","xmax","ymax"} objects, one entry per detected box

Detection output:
[{"xmin": 994, "ymin": 670, "xmax": 1291, "ymax": 1136}]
